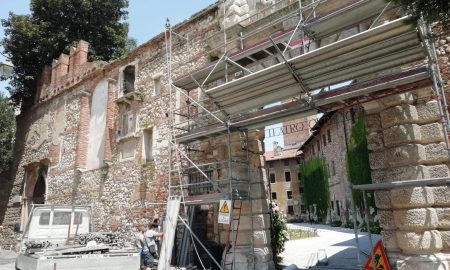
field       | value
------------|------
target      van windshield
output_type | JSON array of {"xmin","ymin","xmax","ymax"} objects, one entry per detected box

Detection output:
[{"xmin": 38, "ymin": 212, "xmax": 83, "ymax": 225}]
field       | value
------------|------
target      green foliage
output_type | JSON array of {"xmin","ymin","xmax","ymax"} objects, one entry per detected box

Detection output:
[
  {"xmin": 345, "ymin": 113, "xmax": 374, "ymax": 210},
  {"xmin": 390, "ymin": 0, "xmax": 450, "ymax": 26},
  {"xmin": 1, "ymin": 0, "xmax": 130, "ymax": 107},
  {"xmin": 359, "ymin": 221, "xmax": 381, "ymax": 234},
  {"xmin": 0, "ymin": 94, "xmax": 15, "ymax": 173},
  {"xmin": 271, "ymin": 211, "xmax": 288, "ymax": 264},
  {"xmin": 300, "ymin": 157, "xmax": 330, "ymax": 219},
  {"xmin": 343, "ymin": 220, "xmax": 359, "ymax": 229},
  {"xmin": 330, "ymin": 220, "xmax": 342, "ymax": 227}
]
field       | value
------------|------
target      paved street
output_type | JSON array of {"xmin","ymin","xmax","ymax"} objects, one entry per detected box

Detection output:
[
  {"xmin": 1, "ymin": 223, "xmax": 380, "ymax": 270},
  {"xmin": 280, "ymin": 223, "xmax": 381, "ymax": 269}
]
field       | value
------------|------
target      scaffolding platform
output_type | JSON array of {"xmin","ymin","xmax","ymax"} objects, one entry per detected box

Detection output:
[
  {"xmin": 175, "ymin": 66, "xmax": 431, "ymax": 143},
  {"xmin": 303, "ymin": 0, "xmax": 394, "ymax": 39},
  {"xmin": 206, "ymin": 17, "xmax": 424, "ymax": 115}
]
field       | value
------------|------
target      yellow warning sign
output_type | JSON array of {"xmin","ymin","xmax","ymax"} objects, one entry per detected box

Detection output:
[
  {"xmin": 364, "ymin": 240, "xmax": 390, "ymax": 270},
  {"xmin": 218, "ymin": 200, "xmax": 232, "ymax": 224},
  {"xmin": 220, "ymin": 200, "xmax": 230, "ymax": 213}
]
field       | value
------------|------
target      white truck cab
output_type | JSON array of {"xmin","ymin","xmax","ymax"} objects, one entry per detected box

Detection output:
[{"xmin": 15, "ymin": 205, "xmax": 139, "ymax": 270}]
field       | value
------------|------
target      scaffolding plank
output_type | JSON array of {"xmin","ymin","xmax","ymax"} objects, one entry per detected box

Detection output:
[
  {"xmin": 158, "ymin": 197, "xmax": 181, "ymax": 270},
  {"xmin": 176, "ymin": 66, "xmax": 430, "ymax": 143},
  {"xmin": 206, "ymin": 17, "xmax": 424, "ymax": 115},
  {"xmin": 173, "ymin": 28, "xmax": 301, "ymax": 91},
  {"xmin": 304, "ymin": 0, "xmax": 393, "ymax": 39}
]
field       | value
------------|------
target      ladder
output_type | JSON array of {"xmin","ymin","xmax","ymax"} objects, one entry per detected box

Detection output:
[{"xmin": 222, "ymin": 200, "xmax": 243, "ymax": 269}]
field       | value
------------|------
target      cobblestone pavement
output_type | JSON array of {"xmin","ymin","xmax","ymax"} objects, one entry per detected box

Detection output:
[{"xmin": 280, "ymin": 223, "xmax": 381, "ymax": 269}]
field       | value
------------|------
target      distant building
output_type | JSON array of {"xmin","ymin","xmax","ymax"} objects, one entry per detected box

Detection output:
[
  {"xmin": 264, "ymin": 143, "xmax": 303, "ymax": 219},
  {"xmin": 300, "ymin": 106, "xmax": 361, "ymax": 222}
]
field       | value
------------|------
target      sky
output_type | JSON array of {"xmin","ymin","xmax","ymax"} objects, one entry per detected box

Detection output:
[{"xmin": 0, "ymin": 0, "xmax": 283, "ymax": 150}]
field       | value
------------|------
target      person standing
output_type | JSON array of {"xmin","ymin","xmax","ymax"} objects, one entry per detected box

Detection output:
[
  {"xmin": 143, "ymin": 222, "xmax": 164, "ymax": 269},
  {"xmin": 134, "ymin": 225, "xmax": 146, "ymax": 269}
]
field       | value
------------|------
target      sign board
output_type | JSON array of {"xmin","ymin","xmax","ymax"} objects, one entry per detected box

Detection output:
[
  {"xmin": 364, "ymin": 240, "xmax": 390, "ymax": 270},
  {"xmin": 218, "ymin": 200, "xmax": 232, "ymax": 224}
]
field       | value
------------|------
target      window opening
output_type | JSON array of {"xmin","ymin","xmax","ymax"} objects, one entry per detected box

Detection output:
[
  {"xmin": 287, "ymin": 191, "xmax": 293, "ymax": 199},
  {"xmin": 123, "ymin": 65, "xmax": 135, "ymax": 94},
  {"xmin": 285, "ymin": 171, "xmax": 291, "ymax": 182},
  {"xmin": 287, "ymin": 205, "xmax": 294, "ymax": 215},
  {"xmin": 269, "ymin": 173, "xmax": 276, "ymax": 183}
]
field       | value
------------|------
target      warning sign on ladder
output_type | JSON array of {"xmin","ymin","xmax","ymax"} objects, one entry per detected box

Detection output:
[{"xmin": 218, "ymin": 200, "xmax": 232, "ymax": 224}]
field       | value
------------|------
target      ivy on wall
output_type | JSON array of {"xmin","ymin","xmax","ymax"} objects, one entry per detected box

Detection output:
[
  {"xmin": 345, "ymin": 113, "xmax": 374, "ymax": 210},
  {"xmin": 299, "ymin": 157, "xmax": 330, "ymax": 219}
]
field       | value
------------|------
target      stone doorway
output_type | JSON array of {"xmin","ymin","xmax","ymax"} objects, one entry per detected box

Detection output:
[
  {"xmin": 20, "ymin": 162, "xmax": 48, "ymax": 229},
  {"xmin": 32, "ymin": 173, "xmax": 46, "ymax": 204}
]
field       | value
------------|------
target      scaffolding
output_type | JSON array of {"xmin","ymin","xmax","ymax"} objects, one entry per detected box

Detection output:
[{"xmin": 159, "ymin": 0, "xmax": 448, "ymax": 269}]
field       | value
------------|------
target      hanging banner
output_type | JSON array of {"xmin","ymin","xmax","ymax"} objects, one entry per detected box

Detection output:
[
  {"xmin": 364, "ymin": 240, "xmax": 390, "ymax": 270},
  {"xmin": 218, "ymin": 200, "xmax": 232, "ymax": 224}
]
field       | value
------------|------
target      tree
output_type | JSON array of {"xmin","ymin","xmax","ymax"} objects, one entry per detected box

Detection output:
[
  {"xmin": 0, "ymin": 93, "xmax": 15, "ymax": 173},
  {"xmin": 1, "ymin": 0, "xmax": 130, "ymax": 107},
  {"xmin": 391, "ymin": 0, "xmax": 450, "ymax": 25}
]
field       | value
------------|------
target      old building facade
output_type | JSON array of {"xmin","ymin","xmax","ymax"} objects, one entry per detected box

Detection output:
[
  {"xmin": 0, "ymin": 0, "xmax": 449, "ymax": 269},
  {"xmin": 300, "ymin": 107, "xmax": 361, "ymax": 222}
]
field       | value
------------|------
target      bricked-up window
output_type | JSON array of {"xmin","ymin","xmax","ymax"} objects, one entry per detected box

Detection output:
[
  {"xmin": 285, "ymin": 171, "xmax": 291, "ymax": 182},
  {"xmin": 327, "ymin": 130, "xmax": 332, "ymax": 143},
  {"xmin": 322, "ymin": 134, "xmax": 327, "ymax": 147},
  {"xmin": 153, "ymin": 76, "xmax": 161, "ymax": 96},
  {"xmin": 269, "ymin": 172, "xmax": 276, "ymax": 183},
  {"xmin": 287, "ymin": 191, "xmax": 293, "ymax": 199},
  {"xmin": 287, "ymin": 205, "xmax": 294, "ymax": 215},
  {"xmin": 331, "ymin": 160, "xmax": 336, "ymax": 176},
  {"xmin": 122, "ymin": 65, "xmax": 135, "ymax": 94},
  {"xmin": 120, "ymin": 111, "xmax": 136, "ymax": 137},
  {"xmin": 121, "ymin": 140, "xmax": 135, "ymax": 160},
  {"xmin": 272, "ymin": 192, "xmax": 277, "ymax": 200},
  {"xmin": 284, "ymin": 159, "xmax": 289, "ymax": 166},
  {"xmin": 269, "ymin": 162, "xmax": 274, "ymax": 168},
  {"xmin": 143, "ymin": 128, "xmax": 153, "ymax": 162}
]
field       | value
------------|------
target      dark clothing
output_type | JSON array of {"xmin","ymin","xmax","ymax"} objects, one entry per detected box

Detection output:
[{"xmin": 142, "ymin": 250, "xmax": 155, "ymax": 267}]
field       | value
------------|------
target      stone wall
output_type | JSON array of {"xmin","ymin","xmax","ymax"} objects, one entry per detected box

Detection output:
[
  {"xmin": 362, "ymin": 29, "xmax": 450, "ymax": 269},
  {"xmin": 0, "ymin": 3, "xmax": 274, "ymax": 269}
]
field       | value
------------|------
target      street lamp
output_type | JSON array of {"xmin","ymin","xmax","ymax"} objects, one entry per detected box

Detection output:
[{"xmin": 0, "ymin": 62, "xmax": 13, "ymax": 78}]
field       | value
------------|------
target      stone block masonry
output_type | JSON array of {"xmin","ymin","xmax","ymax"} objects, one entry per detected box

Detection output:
[{"xmin": 364, "ymin": 77, "xmax": 450, "ymax": 269}]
